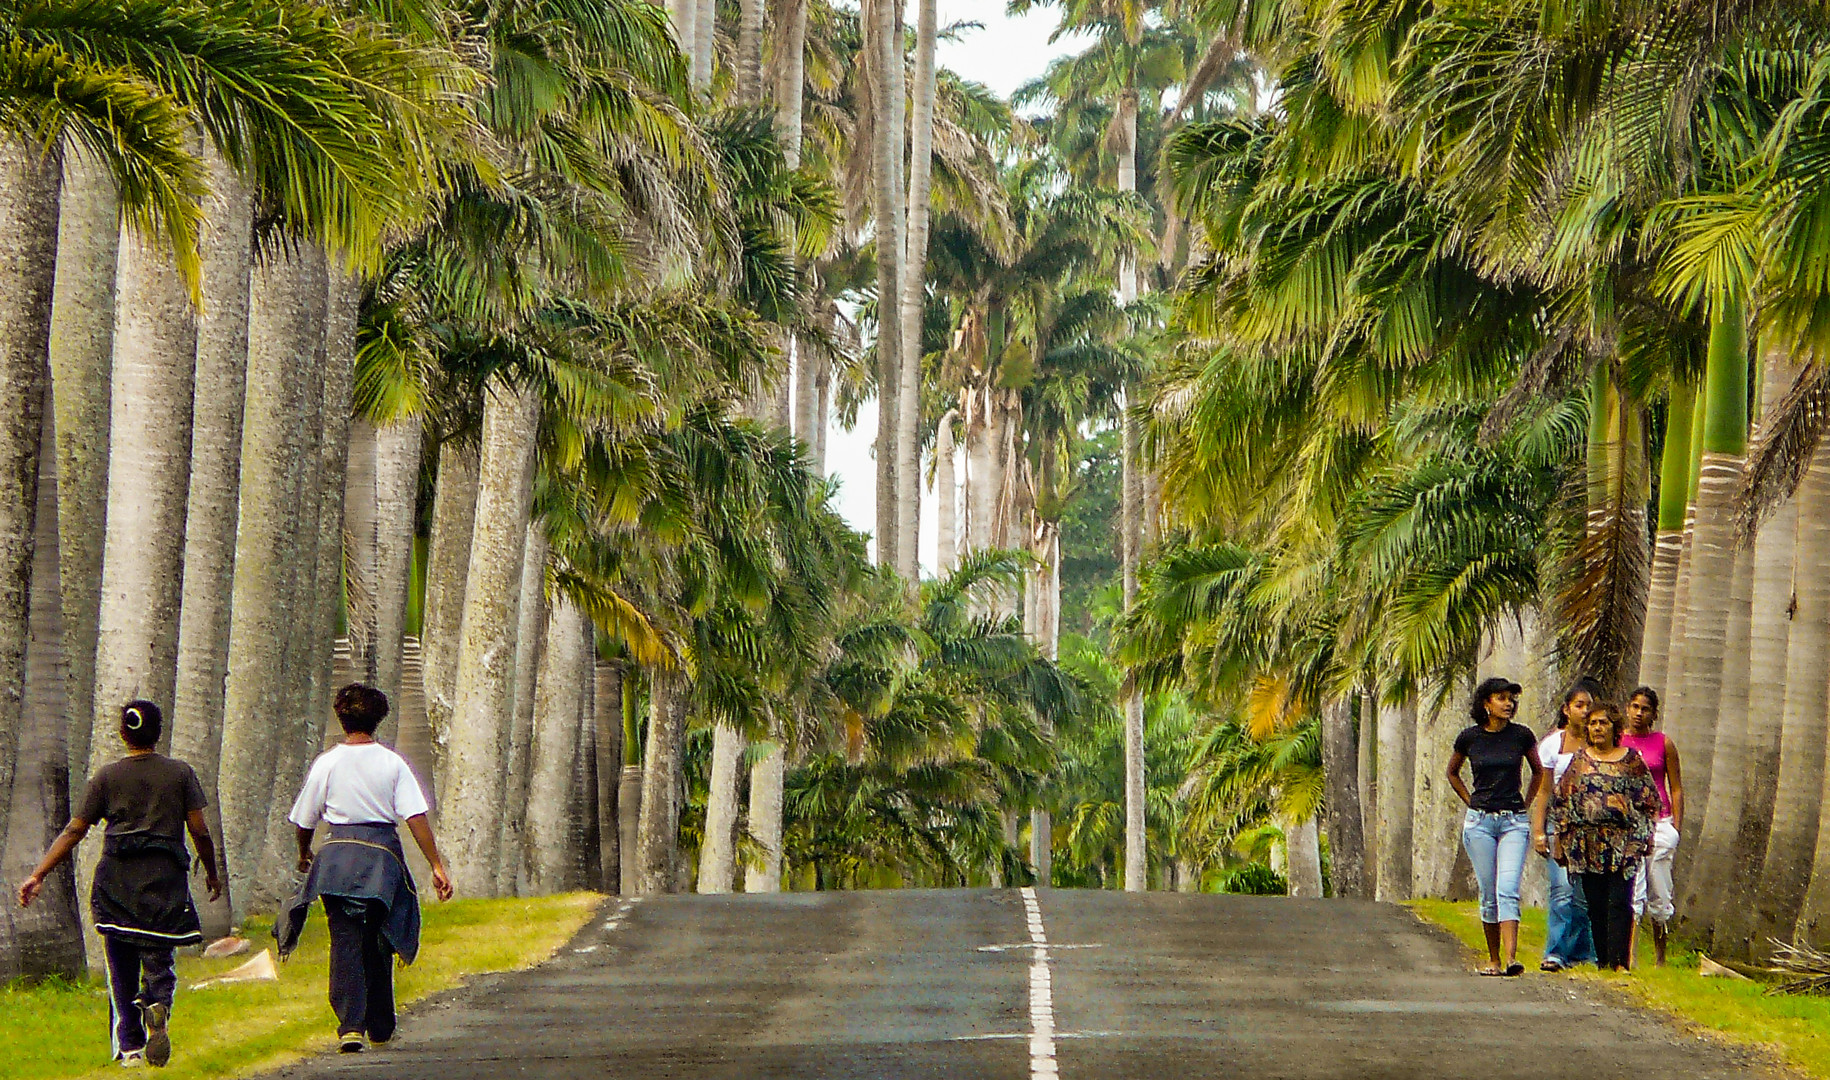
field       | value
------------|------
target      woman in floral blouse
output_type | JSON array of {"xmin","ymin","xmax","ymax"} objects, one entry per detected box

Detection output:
[{"xmin": 1551, "ymin": 700, "xmax": 1662, "ymax": 972}]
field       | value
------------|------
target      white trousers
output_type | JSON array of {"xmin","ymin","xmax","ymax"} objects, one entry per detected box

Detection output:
[{"xmin": 1632, "ymin": 817, "xmax": 1680, "ymax": 923}]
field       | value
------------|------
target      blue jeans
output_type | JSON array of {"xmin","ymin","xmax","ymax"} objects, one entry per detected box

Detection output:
[
  {"xmin": 1462, "ymin": 809, "xmax": 1530, "ymax": 923},
  {"xmin": 1544, "ymin": 844, "xmax": 1596, "ymax": 965}
]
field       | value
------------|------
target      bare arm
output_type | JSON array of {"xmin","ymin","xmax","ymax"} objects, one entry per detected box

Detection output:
[
  {"xmin": 1664, "ymin": 738, "xmax": 1684, "ymax": 833},
  {"xmin": 1446, "ymin": 751, "xmax": 1473, "ymax": 808},
  {"xmin": 296, "ymin": 825, "xmax": 316, "ymax": 874},
  {"xmin": 1521, "ymin": 744, "xmax": 1547, "ymax": 813},
  {"xmin": 17, "ymin": 819, "xmax": 90, "ymax": 907},
  {"xmin": 405, "ymin": 814, "xmax": 454, "ymax": 901},
  {"xmin": 185, "ymin": 810, "xmax": 223, "ymax": 902}
]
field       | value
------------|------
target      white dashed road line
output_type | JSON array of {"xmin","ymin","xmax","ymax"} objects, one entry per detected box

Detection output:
[{"xmin": 1020, "ymin": 887, "xmax": 1057, "ymax": 1079}]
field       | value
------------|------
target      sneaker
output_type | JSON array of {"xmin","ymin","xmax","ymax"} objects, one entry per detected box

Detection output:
[
  {"xmin": 143, "ymin": 1003, "xmax": 171, "ymax": 1067},
  {"xmin": 339, "ymin": 1033, "xmax": 366, "ymax": 1054},
  {"xmin": 120, "ymin": 1051, "xmax": 146, "ymax": 1069}
]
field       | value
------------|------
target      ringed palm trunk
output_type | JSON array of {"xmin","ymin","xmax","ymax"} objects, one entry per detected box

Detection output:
[
  {"xmin": 593, "ymin": 660, "xmax": 623, "ymax": 893},
  {"xmin": 935, "ymin": 410, "xmax": 957, "ymax": 574},
  {"xmin": 524, "ymin": 600, "xmax": 588, "ymax": 895},
  {"xmin": 744, "ymin": 740, "xmax": 784, "ymax": 892},
  {"xmin": 864, "ymin": 0, "xmax": 904, "ymax": 571},
  {"xmin": 1785, "ymin": 448, "xmax": 1830, "ymax": 949},
  {"xmin": 698, "ymin": 723, "xmax": 745, "ymax": 893},
  {"xmin": 422, "ymin": 438, "xmax": 480, "ymax": 805},
  {"xmin": 1321, "ymin": 697, "xmax": 1367, "ymax": 898},
  {"xmin": 773, "ymin": 0, "xmax": 808, "ymax": 162},
  {"xmin": 1284, "ymin": 814, "xmax": 1322, "ymax": 898},
  {"xmin": 498, "ymin": 523, "xmax": 548, "ymax": 895},
  {"xmin": 442, "ymin": 381, "xmax": 540, "ymax": 898},
  {"xmin": 217, "ymin": 246, "xmax": 324, "ymax": 919},
  {"xmin": 693, "ymin": 0, "xmax": 715, "ymax": 91},
  {"xmin": 1029, "ymin": 520, "xmax": 1060, "ymax": 886},
  {"xmin": 737, "ymin": 0, "xmax": 764, "ymax": 103},
  {"xmin": 1639, "ymin": 382, "xmax": 1696, "ymax": 690},
  {"xmin": 1375, "ymin": 696, "xmax": 1416, "ymax": 900},
  {"xmin": 169, "ymin": 154, "xmax": 251, "ymax": 941},
  {"xmin": 619, "ymin": 718, "xmax": 643, "ymax": 897},
  {"xmin": 894, "ymin": 0, "xmax": 938, "ymax": 582},
  {"xmin": 372, "ymin": 416, "xmax": 422, "ymax": 711},
  {"xmin": 1661, "ymin": 386, "xmax": 1709, "ymax": 763},
  {"xmin": 47, "ymin": 152, "xmax": 110, "ymax": 787},
  {"xmin": 344, "ymin": 417, "xmax": 379, "ymax": 674},
  {"xmin": 1121, "ymin": 388, "xmax": 1145, "ymax": 893},
  {"xmin": 1668, "ymin": 301, "xmax": 1750, "ymax": 897},
  {"xmin": 636, "ymin": 668, "xmax": 687, "ymax": 894}
]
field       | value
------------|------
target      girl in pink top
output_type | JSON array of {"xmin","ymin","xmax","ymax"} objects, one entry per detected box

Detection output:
[{"xmin": 1620, "ymin": 686, "xmax": 1684, "ymax": 966}]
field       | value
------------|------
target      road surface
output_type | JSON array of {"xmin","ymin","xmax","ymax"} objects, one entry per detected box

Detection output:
[{"xmin": 270, "ymin": 889, "xmax": 1773, "ymax": 1079}]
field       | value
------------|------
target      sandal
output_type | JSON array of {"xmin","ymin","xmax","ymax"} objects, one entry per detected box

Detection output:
[
  {"xmin": 1503, "ymin": 962, "xmax": 1526, "ymax": 977},
  {"xmin": 1477, "ymin": 966, "xmax": 1505, "ymax": 976},
  {"xmin": 1540, "ymin": 958, "xmax": 1562, "ymax": 973}
]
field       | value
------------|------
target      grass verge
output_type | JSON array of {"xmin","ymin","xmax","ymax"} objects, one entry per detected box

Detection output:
[
  {"xmin": 1, "ymin": 892, "xmax": 598, "ymax": 1080},
  {"xmin": 1411, "ymin": 899, "xmax": 1830, "ymax": 1078}
]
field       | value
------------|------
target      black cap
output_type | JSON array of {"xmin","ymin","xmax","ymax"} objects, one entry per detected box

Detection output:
[{"xmin": 1475, "ymin": 676, "xmax": 1523, "ymax": 698}]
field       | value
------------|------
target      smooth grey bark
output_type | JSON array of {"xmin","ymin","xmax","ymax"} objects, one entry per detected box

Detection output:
[
  {"xmin": 1121, "ymin": 390, "xmax": 1145, "ymax": 892},
  {"xmin": 571, "ymin": 672, "xmax": 599, "ymax": 891},
  {"xmin": 667, "ymin": 0, "xmax": 694, "ymax": 61},
  {"xmin": 1321, "ymin": 698, "xmax": 1367, "ymax": 898},
  {"xmin": 499, "ymin": 524, "xmax": 548, "ymax": 895},
  {"xmin": 864, "ymin": 0, "xmax": 904, "ymax": 571},
  {"xmin": 217, "ymin": 247, "xmax": 324, "ymax": 918},
  {"xmin": 744, "ymin": 742, "xmax": 784, "ymax": 892},
  {"xmin": 1375, "ymin": 697, "xmax": 1417, "ymax": 901},
  {"xmin": 1357, "ymin": 693, "xmax": 1378, "ymax": 897},
  {"xmin": 306, "ymin": 265, "xmax": 357, "ymax": 739},
  {"xmin": 46, "ymin": 153, "xmax": 110, "ymax": 787},
  {"xmin": 636, "ymin": 669, "xmax": 687, "ymax": 894},
  {"xmin": 525, "ymin": 600, "xmax": 587, "ymax": 895},
  {"xmin": 693, "ymin": 0, "xmax": 715, "ymax": 90},
  {"xmin": 619, "ymin": 763, "xmax": 643, "ymax": 896},
  {"xmin": 1284, "ymin": 815, "xmax": 1323, "ymax": 898},
  {"xmin": 168, "ymin": 153, "xmax": 251, "ymax": 941},
  {"xmin": 344, "ymin": 417, "xmax": 378, "ymax": 674},
  {"xmin": 372, "ymin": 416, "xmax": 422, "ymax": 712},
  {"xmin": 442, "ymin": 381, "xmax": 539, "ymax": 897},
  {"xmin": 594, "ymin": 660, "xmax": 623, "ymax": 894},
  {"xmin": 422, "ymin": 438, "xmax": 480, "ymax": 805},
  {"xmin": 738, "ymin": 0, "xmax": 765, "ymax": 103},
  {"xmin": 1785, "ymin": 447, "xmax": 1830, "ymax": 948},
  {"xmin": 1640, "ymin": 526, "xmax": 1684, "ymax": 692},
  {"xmin": 773, "ymin": 0, "xmax": 808, "ymax": 159},
  {"xmin": 1029, "ymin": 521, "xmax": 1060, "ymax": 885},
  {"xmin": 894, "ymin": 0, "xmax": 938, "ymax": 581},
  {"xmin": 935, "ymin": 410, "xmax": 957, "ymax": 574},
  {"xmin": 699, "ymin": 723, "xmax": 745, "ymax": 893},
  {"xmin": 1, "ymin": 386, "xmax": 83, "ymax": 980}
]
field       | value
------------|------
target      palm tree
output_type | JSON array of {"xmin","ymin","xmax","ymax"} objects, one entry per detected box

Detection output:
[
  {"xmin": 526, "ymin": 599, "xmax": 590, "ymax": 894},
  {"xmin": 892, "ymin": 0, "xmax": 939, "ymax": 580},
  {"xmin": 1639, "ymin": 384, "xmax": 1696, "ymax": 689}
]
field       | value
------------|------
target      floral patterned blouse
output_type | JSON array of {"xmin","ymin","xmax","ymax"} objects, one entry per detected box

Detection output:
[{"xmin": 1551, "ymin": 747, "xmax": 1661, "ymax": 874}]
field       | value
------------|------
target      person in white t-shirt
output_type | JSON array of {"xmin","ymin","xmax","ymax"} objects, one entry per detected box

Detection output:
[{"xmin": 276, "ymin": 684, "xmax": 452, "ymax": 1054}]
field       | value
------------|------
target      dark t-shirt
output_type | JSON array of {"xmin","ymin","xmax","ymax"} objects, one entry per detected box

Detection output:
[
  {"xmin": 1452, "ymin": 722, "xmax": 1538, "ymax": 812},
  {"xmin": 76, "ymin": 754, "xmax": 206, "ymax": 839}
]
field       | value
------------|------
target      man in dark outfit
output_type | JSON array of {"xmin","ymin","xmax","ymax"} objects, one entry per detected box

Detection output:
[{"xmin": 17, "ymin": 700, "xmax": 222, "ymax": 1068}]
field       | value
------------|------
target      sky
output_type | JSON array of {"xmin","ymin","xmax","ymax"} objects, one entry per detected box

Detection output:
[{"xmin": 822, "ymin": 3, "xmax": 1081, "ymax": 573}]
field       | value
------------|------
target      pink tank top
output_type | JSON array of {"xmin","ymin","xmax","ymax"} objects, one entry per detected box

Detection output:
[{"xmin": 1620, "ymin": 731, "xmax": 1670, "ymax": 818}]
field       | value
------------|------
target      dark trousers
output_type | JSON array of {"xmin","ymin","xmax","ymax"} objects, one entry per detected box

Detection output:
[
  {"xmin": 102, "ymin": 936, "xmax": 176, "ymax": 1057},
  {"xmin": 1579, "ymin": 869, "xmax": 1635, "ymax": 969},
  {"xmin": 327, "ymin": 897, "xmax": 396, "ymax": 1041}
]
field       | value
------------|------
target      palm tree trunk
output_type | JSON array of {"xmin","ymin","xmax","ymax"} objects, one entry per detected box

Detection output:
[
  {"xmin": 169, "ymin": 154, "xmax": 251, "ymax": 941},
  {"xmin": 738, "ymin": 0, "xmax": 765, "ymax": 103},
  {"xmin": 594, "ymin": 660, "xmax": 623, "ymax": 893},
  {"xmin": 864, "ymin": 0, "xmax": 904, "ymax": 571},
  {"xmin": 1668, "ymin": 302, "xmax": 1750, "ymax": 875},
  {"xmin": 524, "ymin": 599, "xmax": 587, "ymax": 895},
  {"xmin": 894, "ymin": 0, "xmax": 938, "ymax": 582},
  {"xmin": 744, "ymin": 741, "xmax": 784, "ymax": 892},
  {"xmin": 1285, "ymin": 815, "xmax": 1322, "ymax": 898},
  {"xmin": 373, "ymin": 416, "xmax": 422, "ymax": 711},
  {"xmin": 47, "ymin": 153, "xmax": 110, "ymax": 788},
  {"xmin": 935, "ymin": 410, "xmax": 957, "ymax": 575},
  {"xmin": 443, "ymin": 381, "xmax": 540, "ymax": 898},
  {"xmin": 1320, "ymin": 697, "xmax": 1367, "ymax": 898},
  {"xmin": 309, "ymin": 267, "xmax": 357, "ymax": 730},
  {"xmin": 773, "ymin": 0, "xmax": 808, "ymax": 158},
  {"xmin": 1358, "ymin": 692, "xmax": 1378, "ymax": 897},
  {"xmin": 699, "ymin": 723, "xmax": 745, "ymax": 893},
  {"xmin": 636, "ymin": 668, "xmax": 687, "ymax": 894},
  {"xmin": 572, "ymin": 670, "xmax": 599, "ymax": 890},
  {"xmin": 1640, "ymin": 382, "xmax": 1695, "ymax": 690},
  {"xmin": 1122, "ymin": 390, "xmax": 1145, "ymax": 893},
  {"xmin": 619, "ymin": 754, "xmax": 643, "ymax": 897},
  {"xmin": 693, "ymin": 0, "xmax": 715, "ymax": 90},
  {"xmin": 667, "ymin": 0, "xmax": 695, "ymax": 64},
  {"xmin": 1661, "ymin": 383, "xmax": 1709, "ymax": 773},
  {"xmin": 1375, "ymin": 696, "xmax": 1416, "ymax": 900},
  {"xmin": 498, "ymin": 523, "xmax": 548, "ymax": 895},
  {"xmin": 422, "ymin": 438, "xmax": 480, "ymax": 805},
  {"xmin": 1030, "ymin": 520, "xmax": 1060, "ymax": 886},
  {"xmin": 2, "ymin": 383, "xmax": 84, "ymax": 980},
  {"xmin": 344, "ymin": 417, "xmax": 379, "ymax": 674},
  {"xmin": 218, "ymin": 246, "xmax": 325, "ymax": 919}
]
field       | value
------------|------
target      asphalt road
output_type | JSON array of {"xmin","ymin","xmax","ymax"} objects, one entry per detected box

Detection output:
[{"xmin": 270, "ymin": 889, "xmax": 1774, "ymax": 1080}]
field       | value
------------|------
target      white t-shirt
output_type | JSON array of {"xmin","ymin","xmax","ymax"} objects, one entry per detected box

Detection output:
[
  {"xmin": 288, "ymin": 742, "xmax": 430, "ymax": 828},
  {"xmin": 1539, "ymin": 728, "xmax": 1581, "ymax": 785}
]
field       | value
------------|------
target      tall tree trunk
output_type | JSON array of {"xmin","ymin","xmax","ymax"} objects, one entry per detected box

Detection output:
[
  {"xmin": 169, "ymin": 154, "xmax": 251, "ymax": 941},
  {"xmin": 1375, "ymin": 696, "xmax": 1416, "ymax": 900},
  {"xmin": 525, "ymin": 600, "xmax": 587, "ymax": 895},
  {"xmin": 1284, "ymin": 815, "xmax": 1323, "ymax": 898},
  {"xmin": 422, "ymin": 438, "xmax": 480, "ymax": 805},
  {"xmin": 1320, "ymin": 697, "xmax": 1367, "ymax": 898},
  {"xmin": 572, "ymin": 667, "xmax": 599, "ymax": 890},
  {"xmin": 594, "ymin": 659, "xmax": 623, "ymax": 893},
  {"xmin": 693, "ymin": 0, "xmax": 715, "ymax": 90},
  {"xmin": 699, "ymin": 723, "xmax": 744, "ymax": 893},
  {"xmin": 935, "ymin": 410, "xmax": 957, "ymax": 574},
  {"xmin": 738, "ymin": 0, "xmax": 765, "ymax": 103},
  {"xmin": 773, "ymin": 0, "xmax": 808, "ymax": 157},
  {"xmin": 1668, "ymin": 302, "xmax": 1750, "ymax": 874},
  {"xmin": 1357, "ymin": 693, "xmax": 1378, "ymax": 897},
  {"xmin": 217, "ymin": 246, "xmax": 323, "ymax": 919},
  {"xmin": 1121, "ymin": 391, "xmax": 1145, "ymax": 893},
  {"xmin": 636, "ymin": 668, "xmax": 687, "ymax": 894},
  {"xmin": 894, "ymin": 0, "xmax": 938, "ymax": 581},
  {"xmin": 344, "ymin": 418, "xmax": 378, "ymax": 674},
  {"xmin": 47, "ymin": 153, "xmax": 108, "ymax": 788},
  {"xmin": 442, "ymin": 381, "xmax": 540, "ymax": 898},
  {"xmin": 2, "ymin": 382, "xmax": 83, "ymax": 980},
  {"xmin": 498, "ymin": 523, "xmax": 548, "ymax": 895},
  {"xmin": 864, "ymin": 0, "xmax": 904, "ymax": 571},
  {"xmin": 1746, "ymin": 450, "xmax": 1830, "ymax": 954},
  {"xmin": 310, "ymin": 267, "xmax": 357, "ymax": 729},
  {"xmin": 373, "ymin": 416, "xmax": 422, "ymax": 711},
  {"xmin": 1640, "ymin": 381, "xmax": 1695, "ymax": 690},
  {"xmin": 1030, "ymin": 521, "xmax": 1060, "ymax": 886},
  {"xmin": 744, "ymin": 742, "xmax": 784, "ymax": 892},
  {"xmin": 1661, "ymin": 384, "xmax": 1709, "ymax": 786},
  {"xmin": 667, "ymin": 0, "xmax": 695, "ymax": 65}
]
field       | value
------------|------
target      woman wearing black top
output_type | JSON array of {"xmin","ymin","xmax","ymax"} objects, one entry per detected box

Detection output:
[{"xmin": 1447, "ymin": 676, "xmax": 1547, "ymax": 976}]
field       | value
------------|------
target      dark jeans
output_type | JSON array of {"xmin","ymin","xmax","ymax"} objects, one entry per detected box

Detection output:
[
  {"xmin": 102, "ymin": 936, "xmax": 176, "ymax": 1057},
  {"xmin": 327, "ymin": 897, "xmax": 397, "ymax": 1040},
  {"xmin": 1578, "ymin": 870, "xmax": 1634, "ymax": 969}
]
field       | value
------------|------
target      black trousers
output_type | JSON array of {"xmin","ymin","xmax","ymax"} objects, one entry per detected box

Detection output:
[
  {"xmin": 1579, "ymin": 870, "xmax": 1634, "ymax": 969},
  {"xmin": 102, "ymin": 935, "xmax": 176, "ymax": 1057},
  {"xmin": 326, "ymin": 897, "xmax": 397, "ymax": 1041}
]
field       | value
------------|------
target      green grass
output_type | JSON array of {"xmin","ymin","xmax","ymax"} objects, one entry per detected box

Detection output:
[
  {"xmin": 1411, "ymin": 899, "xmax": 1830, "ymax": 1078},
  {"xmin": 0, "ymin": 892, "xmax": 599, "ymax": 1080}
]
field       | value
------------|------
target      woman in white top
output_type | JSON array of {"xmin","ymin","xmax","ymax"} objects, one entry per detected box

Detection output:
[
  {"xmin": 277, "ymin": 684, "xmax": 452, "ymax": 1054},
  {"xmin": 1530, "ymin": 679, "xmax": 1599, "ymax": 972}
]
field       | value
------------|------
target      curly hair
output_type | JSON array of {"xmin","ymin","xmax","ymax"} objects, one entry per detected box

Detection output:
[{"xmin": 334, "ymin": 683, "xmax": 390, "ymax": 735}]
